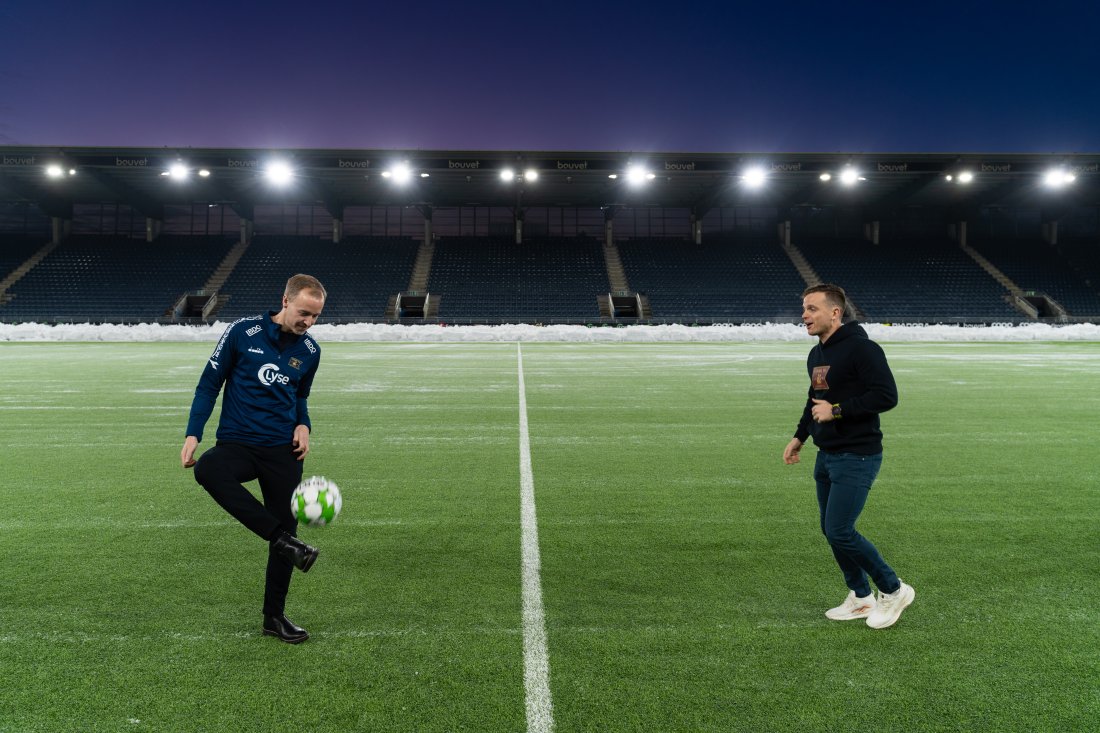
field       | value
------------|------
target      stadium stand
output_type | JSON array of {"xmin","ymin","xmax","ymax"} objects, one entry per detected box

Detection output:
[
  {"xmin": 793, "ymin": 237, "xmax": 1023, "ymax": 321},
  {"xmin": 0, "ymin": 235, "xmax": 233, "ymax": 322},
  {"xmin": 214, "ymin": 235, "xmax": 418, "ymax": 321},
  {"xmin": 617, "ymin": 237, "xmax": 806, "ymax": 321},
  {"xmin": 0, "ymin": 237, "xmax": 49, "ymax": 281},
  {"xmin": 426, "ymin": 236, "xmax": 607, "ymax": 321},
  {"xmin": 969, "ymin": 238, "xmax": 1100, "ymax": 317}
]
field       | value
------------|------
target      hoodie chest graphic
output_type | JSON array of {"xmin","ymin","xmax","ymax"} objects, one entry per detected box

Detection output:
[{"xmin": 811, "ymin": 365, "xmax": 831, "ymax": 391}]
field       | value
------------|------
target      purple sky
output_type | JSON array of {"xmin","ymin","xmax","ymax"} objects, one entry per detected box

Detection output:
[{"xmin": 2, "ymin": 0, "xmax": 1098, "ymax": 153}]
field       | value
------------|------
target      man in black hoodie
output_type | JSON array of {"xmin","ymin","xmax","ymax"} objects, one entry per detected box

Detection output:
[{"xmin": 783, "ymin": 284, "xmax": 915, "ymax": 629}]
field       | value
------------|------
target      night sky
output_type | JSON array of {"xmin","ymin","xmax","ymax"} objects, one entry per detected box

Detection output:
[{"xmin": 2, "ymin": 0, "xmax": 1098, "ymax": 153}]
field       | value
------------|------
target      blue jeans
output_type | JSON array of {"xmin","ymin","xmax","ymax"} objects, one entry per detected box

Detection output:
[{"xmin": 814, "ymin": 451, "xmax": 899, "ymax": 597}]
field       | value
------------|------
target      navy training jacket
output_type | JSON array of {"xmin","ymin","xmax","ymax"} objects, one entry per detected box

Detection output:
[{"xmin": 186, "ymin": 311, "xmax": 321, "ymax": 446}]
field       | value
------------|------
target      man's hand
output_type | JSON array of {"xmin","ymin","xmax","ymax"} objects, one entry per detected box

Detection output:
[
  {"xmin": 181, "ymin": 436, "xmax": 199, "ymax": 468},
  {"xmin": 810, "ymin": 398, "xmax": 835, "ymax": 423},
  {"xmin": 292, "ymin": 425, "xmax": 311, "ymax": 461},
  {"xmin": 783, "ymin": 437, "xmax": 803, "ymax": 465}
]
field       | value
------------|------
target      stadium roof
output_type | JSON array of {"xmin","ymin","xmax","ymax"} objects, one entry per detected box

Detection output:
[{"xmin": 1, "ymin": 147, "xmax": 1097, "ymax": 222}]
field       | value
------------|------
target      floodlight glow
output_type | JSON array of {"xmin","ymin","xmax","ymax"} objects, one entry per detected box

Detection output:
[
  {"xmin": 743, "ymin": 167, "xmax": 767, "ymax": 188},
  {"xmin": 944, "ymin": 174, "xmax": 953, "ymax": 182},
  {"xmin": 169, "ymin": 163, "xmax": 189, "ymax": 180},
  {"xmin": 957, "ymin": 171, "xmax": 974, "ymax": 184},
  {"xmin": 387, "ymin": 162, "xmax": 412, "ymax": 184},
  {"xmin": 420, "ymin": 172, "xmax": 430, "ymax": 178},
  {"xmin": 626, "ymin": 166, "xmax": 653, "ymax": 185},
  {"xmin": 1043, "ymin": 169, "xmax": 1075, "ymax": 188},
  {"xmin": 524, "ymin": 169, "xmax": 538, "ymax": 182},
  {"xmin": 608, "ymin": 173, "xmax": 618, "ymax": 179},
  {"xmin": 198, "ymin": 169, "xmax": 211, "ymax": 178},
  {"xmin": 819, "ymin": 172, "xmax": 832, "ymax": 182},
  {"xmin": 68, "ymin": 169, "xmax": 77, "ymax": 176},
  {"xmin": 840, "ymin": 168, "xmax": 860, "ymax": 185},
  {"xmin": 266, "ymin": 161, "xmax": 294, "ymax": 185},
  {"xmin": 500, "ymin": 168, "xmax": 515, "ymax": 182}
]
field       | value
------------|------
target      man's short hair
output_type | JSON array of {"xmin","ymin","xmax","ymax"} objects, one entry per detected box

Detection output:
[
  {"xmin": 802, "ymin": 283, "xmax": 847, "ymax": 314},
  {"xmin": 285, "ymin": 274, "xmax": 327, "ymax": 302}
]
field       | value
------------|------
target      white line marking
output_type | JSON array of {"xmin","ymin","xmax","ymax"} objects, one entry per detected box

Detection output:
[{"xmin": 518, "ymin": 343, "xmax": 554, "ymax": 733}]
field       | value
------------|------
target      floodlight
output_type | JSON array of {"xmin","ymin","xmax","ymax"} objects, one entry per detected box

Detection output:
[
  {"xmin": 944, "ymin": 174, "xmax": 953, "ymax": 182},
  {"xmin": 386, "ymin": 162, "xmax": 412, "ymax": 184},
  {"xmin": 266, "ymin": 161, "xmax": 294, "ymax": 185},
  {"xmin": 1043, "ymin": 169, "xmax": 1076, "ymax": 187},
  {"xmin": 625, "ymin": 165, "xmax": 654, "ymax": 185},
  {"xmin": 608, "ymin": 173, "xmax": 618, "ymax": 179},
  {"xmin": 840, "ymin": 167, "xmax": 860, "ymax": 186},
  {"xmin": 420, "ymin": 172, "xmax": 430, "ymax": 178},
  {"xmin": 819, "ymin": 172, "xmax": 832, "ymax": 182},
  {"xmin": 169, "ymin": 163, "xmax": 189, "ymax": 180},
  {"xmin": 45, "ymin": 165, "xmax": 64, "ymax": 178},
  {"xmin": 198, "ymin": 169, "xmax": 211, "ymax": 178},
  {"xmin": 743, "ymin": 167, "xmax": 766, "ymax": 188},
  {"xmin": 524, "ymin": 169, "xmax": 538, "ymax": 182},
  {"xmin": 500, "ymin": 168, "xmax": 515, "ymax": 182},
  {"xmin": 957, "ymin": 171, "xmax": 974, "ymax": 184}
]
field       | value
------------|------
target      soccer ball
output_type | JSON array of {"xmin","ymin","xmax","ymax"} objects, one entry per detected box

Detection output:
[{"xmin": 291, "ymin": 476, "xmax": 342, "ymax": 526}]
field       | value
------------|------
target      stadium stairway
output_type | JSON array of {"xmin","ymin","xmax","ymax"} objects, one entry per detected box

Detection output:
[
  {"xmin": 794, "ymin": 236, "xmax": 1024, "ymax": 321},
  {"xmin": 407, "ymin": 240, "xmax": 435, "ymax": 292},
  {"xmin": 0, "ymin": 235, "xmax": 234, "ymax": 321},
  {"xmin": 0, "ymin": 240, "xmax": 59, "ymax": 303},
  {"xmin": 603, "ymin": 242, "xmax": 630, "ymax": 291},
  {"xmin": 967, "ymin": 237, "xmax": 1100, "ymax": 318},
  {"xmin": 782, "ymin": 239, "xmax": 865, "ymax": 319}
]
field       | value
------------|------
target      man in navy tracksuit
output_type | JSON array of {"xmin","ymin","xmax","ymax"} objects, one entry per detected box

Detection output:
[
  {"xmin": 783, "ymin": 283, "xmax": 915, "ymax": 629},
  {"xmin": 181, "ymin": 274, "xmax": 326, "ymax": 644}
]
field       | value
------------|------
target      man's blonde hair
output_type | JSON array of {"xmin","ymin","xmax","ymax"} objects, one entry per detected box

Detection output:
[{"xmin": 285, "ymin": 274, "xmax": 327, "ymax": 302}]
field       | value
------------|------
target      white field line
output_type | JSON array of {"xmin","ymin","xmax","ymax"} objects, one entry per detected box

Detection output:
[{"xmin": 518, "ymin": 343, "xmax": 554, "ymax": 733}]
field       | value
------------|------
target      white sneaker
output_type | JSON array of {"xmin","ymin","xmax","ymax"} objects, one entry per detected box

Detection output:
[
  {"xmin": 866, "ymin": 582, "xmax": 915, "ymax": 629},
  {"xmin": 825, "ymin": 591, "xmax": 877, "ymax": 620}
]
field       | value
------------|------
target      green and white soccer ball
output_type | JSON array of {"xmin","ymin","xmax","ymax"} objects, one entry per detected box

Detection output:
[{"xmin": 291, "ymin": 476, "xmax": 342, "ymax": 526}]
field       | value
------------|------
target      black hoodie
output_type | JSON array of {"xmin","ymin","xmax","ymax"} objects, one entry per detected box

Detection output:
[{"xmin": 794, "ymin": 322, "xmax": 898, "ymax": 455}]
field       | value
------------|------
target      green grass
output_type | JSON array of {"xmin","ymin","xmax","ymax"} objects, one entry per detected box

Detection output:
[{"xmin": 0, "ymin": 340, "xmax": 1097, "ymax": 732}]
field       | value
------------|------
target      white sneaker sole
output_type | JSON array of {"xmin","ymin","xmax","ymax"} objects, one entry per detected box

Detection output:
[
  {"xmin": 825, "ymin": 606, "xmax": 874, "ymax": 621},
  {"xmin": 866, "ymin": 585, "xmax": 915, "ymax": 629}
]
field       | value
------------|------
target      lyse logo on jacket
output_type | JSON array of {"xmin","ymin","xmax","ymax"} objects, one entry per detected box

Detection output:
[
  {"xmin": 812, "ymin": 365, "xmax": 831, "ymax": 392},
  {"xmin": 258, "ymin": 363, "xmax": 291, "ymax": 387}
]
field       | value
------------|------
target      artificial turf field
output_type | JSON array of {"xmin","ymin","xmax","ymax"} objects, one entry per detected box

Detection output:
[{"xmin": 0, "ymin": 340, "xmax": 1096, "ymax": 732}]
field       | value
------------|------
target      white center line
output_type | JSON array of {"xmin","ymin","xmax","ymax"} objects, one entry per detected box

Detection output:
[{"xmin": 518, "ymin": 343, "xmax": 554, "ymax": 733}]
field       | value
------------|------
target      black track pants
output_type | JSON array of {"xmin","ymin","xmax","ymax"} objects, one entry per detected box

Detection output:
[{"xmin": 193, "ymin": 441, "xmax": 303, "ymax": 615}]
